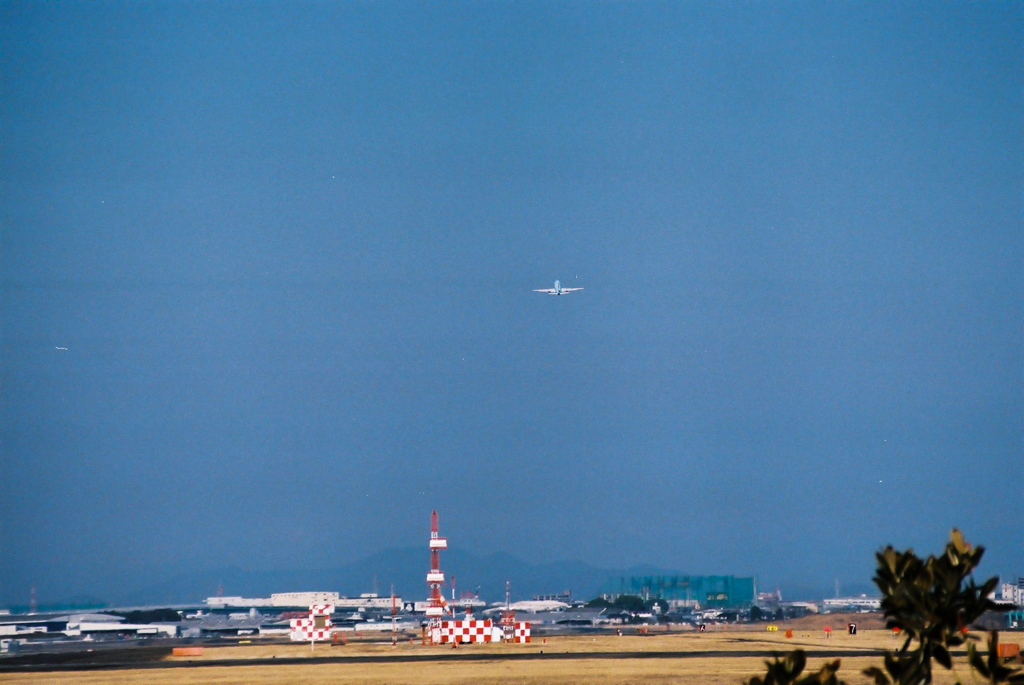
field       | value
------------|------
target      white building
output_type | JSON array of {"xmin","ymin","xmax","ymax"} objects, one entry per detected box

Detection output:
[
  {"xmin": 1000, "ymin": 581, "xmax": 1023, "ymax": 606},
  {"xmin": 205, "ymin": 596, "xmax": 274, "ymax": 608},
  {"xmin": 782, "ymin": 601, "xmax": 820, "ymax": 614},
  {"xmin": 0, "ymin": 613, "xmax": 176, "ymax": 638},
  {"xmin": 333, "ymin": 593, "xmax": 401, "ymax": 611},
  {"xmin": 495, "ymin": 600, "xmax": 570, "ymax": 613},
  {"xmin": 822, "ymin": 595, "xmax": 881, "ymax": 611},
  {"xmin": 271, "ymin": 592, "xmax": 340, "ymax": 607},
  {"xmin": 205, "ymin": 591, "xmax": 404, "ymax": 611},
  {"xmin": 65, "ymin": 620, "xmax": 176, "ymax": 638}
]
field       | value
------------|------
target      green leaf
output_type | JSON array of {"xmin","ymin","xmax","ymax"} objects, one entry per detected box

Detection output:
[{"xmin": 950, "ymin": 529, "xmax": 967, "ymax": 554}]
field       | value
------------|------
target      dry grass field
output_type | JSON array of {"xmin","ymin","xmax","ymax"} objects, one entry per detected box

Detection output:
[{"xmin": 3, "ymin": 624, "xmax": 1016, "ymax": 685}]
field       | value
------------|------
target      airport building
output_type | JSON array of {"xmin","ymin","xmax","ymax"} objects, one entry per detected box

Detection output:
[
  {"xmin": 205, "ymin": 592, "xmax": 399, "ymax": 611},
  {"xmin": 821, "ymin": 595, "xmax": 882, "ymax": 611},
  {"xmin": 999, "ymin": 579, "xmax": 1023, "ymax": 607},
  {"xmin": 608, "ymin": 576, "xmax": 756, "ymax": 609},
  {"xmin": 205, "ymin": 596, "xmax": 274, "ymax": 609},
  {"xmin": 269, "ymin": 592, "xmax": 342, "ymax": 608},
  {"xmin": 0, "ymin": 612, "xmax": 177, "ymax": 640}
]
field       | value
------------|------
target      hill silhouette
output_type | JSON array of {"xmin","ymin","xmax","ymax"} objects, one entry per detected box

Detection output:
[{"xmin": 118, "ymin": 547, "xmax": 679, "ymax": 607}]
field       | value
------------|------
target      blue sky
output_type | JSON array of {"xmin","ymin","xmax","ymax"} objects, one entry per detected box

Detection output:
[{"xmin": 1, "ymin": 1, "xmax": 1021, "ymax": 604}]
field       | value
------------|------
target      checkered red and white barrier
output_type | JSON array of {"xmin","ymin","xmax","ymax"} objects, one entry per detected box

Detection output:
[
  {"xmin": 514, "ymin": 622, "xmax": 531, "ymax": 643},
  {"xmin": 290, "ymin": 603, "xmax": 334, "ymax": 642},
  {"xmin": 439, "ymin": 619, "xmax": 492, "ymax": 643}
]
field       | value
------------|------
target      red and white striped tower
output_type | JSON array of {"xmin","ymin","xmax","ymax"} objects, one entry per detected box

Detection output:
[
  {"xmin": 500, "ymin": 579, "xmax": 516, "ymax": 639},
  {"xmin": 425, "ymin": 510, "xmax": 448, "ymax": 641},
  {"xmin": 391, "ymin": 584, "xmax": 397, "ymax": 647}
]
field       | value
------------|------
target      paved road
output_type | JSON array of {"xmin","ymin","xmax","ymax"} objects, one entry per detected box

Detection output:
[{"xmin": 1, "ymin": 647, "xmax": 898, "ymax": 674}]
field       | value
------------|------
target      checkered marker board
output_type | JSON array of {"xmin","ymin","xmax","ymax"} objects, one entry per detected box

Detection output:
[
  {"xmin": 514, "ymin": 622, "xmax": 531, "ymax": 643},
  {"xmin": 289, "ymin": 604, "xmax": 335, "ymax": 642},
  {"xmin": 290, "ymin": 628, "xmax": 331, "ymax": 641},
  {"xmin": 439, "ymin": 619, "xmax": 493, "ymax": 644}
]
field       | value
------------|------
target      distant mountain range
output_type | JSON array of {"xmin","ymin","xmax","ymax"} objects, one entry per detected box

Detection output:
[
  {"xmin": 19, "ymin": 548, "xmax": 872, "ymax": 609},
  {"xmin": 116, "ymin": 547, "xmax": 681, "ymax": 607}
]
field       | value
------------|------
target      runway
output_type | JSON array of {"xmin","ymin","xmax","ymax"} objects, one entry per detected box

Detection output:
[{"xmin": 0, "ymin": 646, "xmax": 896, "ymax": 674}]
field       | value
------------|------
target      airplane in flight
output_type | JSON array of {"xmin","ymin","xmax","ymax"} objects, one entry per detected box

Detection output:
[{"xmin": 533, "ymin": 280, "xmax": 583, "ymax": 295}]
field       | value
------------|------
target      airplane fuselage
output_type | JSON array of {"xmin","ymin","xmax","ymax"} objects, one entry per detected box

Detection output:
[{"xmin": 534, "ymin": 280, "xmax": 582, "ymax": 295}]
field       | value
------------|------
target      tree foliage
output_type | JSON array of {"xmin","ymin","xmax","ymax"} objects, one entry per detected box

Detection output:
[
  {"xmin": 746, "ymin": 530, "xmax": 1021, "ymax": 685},
  {"xmin": 864, "ymin": 529, "xmax": 1012, "ymax": 685},
  {"xmin": 585, "ymin": 594, "xmax": 661, "ymax": 613},
  {"xmin": 967, "ymin": 632, "xmax": 1024, "ymax": 685},
  {"xmin": 611, "ymin": 594, "xmax": 648, "ymax": 613},
  {"xmin": 747, "ymin": 650, "xmax": 845, "ymax": 685}
]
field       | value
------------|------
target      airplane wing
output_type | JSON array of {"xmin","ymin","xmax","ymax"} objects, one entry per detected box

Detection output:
[
  {"xmin": 533, "ymin": 289, "xmax": 558, "ymax": 293},
  {"xmin": 559, "ymin": 287, "xmax": 584, "ymax": 293}
]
